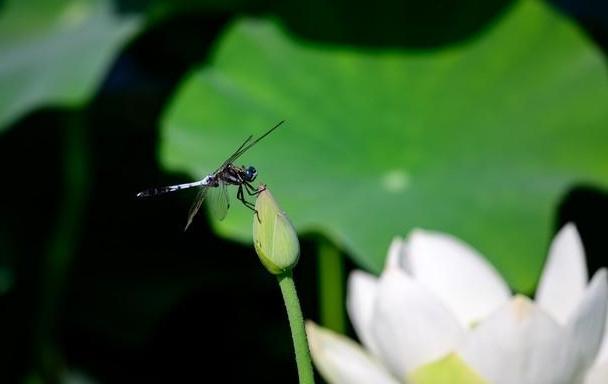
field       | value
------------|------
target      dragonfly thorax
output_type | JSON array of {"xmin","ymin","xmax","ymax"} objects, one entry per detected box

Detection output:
[{"xmin": 245, "ymin": 166, "xmax": 257, "ymax": 182}]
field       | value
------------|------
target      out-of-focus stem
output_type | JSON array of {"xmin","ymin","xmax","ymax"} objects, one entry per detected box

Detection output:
[
  {"xmin": 318, "ymin": 239, "xmax": 345, "ymax": 333},
  {"xmin": 36, "ymin": 111, "xmax": 89, "ymax": 380}
]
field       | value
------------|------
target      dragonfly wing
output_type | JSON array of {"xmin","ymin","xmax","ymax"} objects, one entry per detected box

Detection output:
[
  {"xmin": 219, "ymin": 134, "xmax": 253, "ymax": 170},
  {"xmin": 219, "ymin": 120, "xmax": 285, "ymax": 168},
  {"xmin": 208, "ymin": 181, "xmax": 230, "ymax": 221},
  {"xmin": 185, "ymin": 186, "xmax": 209, "ymax": 230}
]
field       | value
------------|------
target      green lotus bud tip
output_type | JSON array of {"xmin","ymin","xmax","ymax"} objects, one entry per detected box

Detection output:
[{"xmin": 253, "ymin": 186, "xmax": 300, "ymax": 275}]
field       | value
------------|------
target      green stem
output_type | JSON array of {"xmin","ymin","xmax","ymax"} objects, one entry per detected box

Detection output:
[
  {"xmin": 318, "ymin": 239, "xmax": 345, "ymax": 333},
  {"xmin": 277, "ymin": 272, "xmax": 315, "ymax": 384},
  {"xmin": 35, "ymin": 111, "xmax": 89, "ymax": 381}
]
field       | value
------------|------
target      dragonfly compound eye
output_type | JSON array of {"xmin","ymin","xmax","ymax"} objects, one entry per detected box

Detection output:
[{"xmin": 246, "ymin": 166, "xmax": 257, "ymax": 181}]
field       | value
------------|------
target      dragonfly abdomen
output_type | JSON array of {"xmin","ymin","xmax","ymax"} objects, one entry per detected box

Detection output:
[{"xmin": 137, "ymin": 176, "xmax": 214, "ymax": 197}]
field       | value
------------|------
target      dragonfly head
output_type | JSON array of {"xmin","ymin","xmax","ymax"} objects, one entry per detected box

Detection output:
[{"xmin": 245, "ymin": 166, "xmax": 257, "ymax": 182}]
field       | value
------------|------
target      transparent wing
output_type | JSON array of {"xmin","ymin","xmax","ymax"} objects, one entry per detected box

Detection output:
[
  {"xmin": 184, "ymin": 186, "xmax": 209, "ymax": 230},
  {"xmin": 219, "ymin": 135, "xmax": 254, "ymax": 170},
  {"xmin": 208, "ymin": 181, "xmax": 230, "ymax": 221},
  {"xmin": 219, "ymin": 120, "xmax": 284, "ymax": 169}
]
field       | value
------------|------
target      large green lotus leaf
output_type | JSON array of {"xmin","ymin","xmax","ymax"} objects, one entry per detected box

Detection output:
[
  {"xmin": 0, "ymin": 0, "xmax": 141, "ymax": 130},
  {"xmin": 161, "ymin": 0, "xmax": 608, "ymax": 292}
]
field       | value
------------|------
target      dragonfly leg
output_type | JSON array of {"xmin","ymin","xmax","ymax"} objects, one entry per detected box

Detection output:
[
  {"xmin": 254, "ymin": 210, "xmax": 261, "ymax": 223},
  {"xmin": 237, "ymin": 185, "xmax": 261, "ymax": 222},
  {"xmin": 244, "ymin": 181, "xmax": 263, "ymax": 196},
  {"xmin": 236, "ymin": 185, "xmax": 255, "ymax": 209}
]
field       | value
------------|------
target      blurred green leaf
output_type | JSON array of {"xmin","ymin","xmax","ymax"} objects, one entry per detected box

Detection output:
[
  {"xmin": 0, "ymin": 0, "xmax": 141, "ymax": 130},
  {"xmin": 274, "ymin": 0, "xmax": 514, "ymax": 48},
  {"xmin": 142, "ymin": 0, "xmax": 512, "ymax": 49},
  {"xmin": 161, "ymin": 1, "xmax": 608, "ymax": 291}
]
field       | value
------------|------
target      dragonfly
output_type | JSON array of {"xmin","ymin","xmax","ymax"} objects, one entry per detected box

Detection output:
[{"xmin": 137, "ymin": 121, "xmax": 284, "ymax": 229}]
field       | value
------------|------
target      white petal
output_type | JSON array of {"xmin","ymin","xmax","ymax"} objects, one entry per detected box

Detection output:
[
  {"xmin": 347, "ymin": 271, "xmax": 381, "ymax": 356},
  {"xmin": 306, "ymin": 321, "xmax": 399, "ymax": 384},
  {"xmin": 594, "ymin": 299, "xmax": 608, "ymax": 364},
  {"xmin": 561, "ymin": 269, "xmax": 608, "ymax": 380},
  {"xmin": 536, "ymin": 223, "xmax": 588, "ymax": 325},
  {"xmin": 458, "ymin": 295, "xmax": 568, "ymax": 384},
  {"xmin": 370, "ymin": 269, "xmax": 465, "ymax": 377},
  {"xmin": 384, "ymin": 237, "xmax": 405, "ymax": 270},
  {"xmin": 585, "ymin": 361, "xmax": 608, "ymax": 384},
  {"xmin": 401, "ymin": 229, "xmax": 510, "ymax": 326}
]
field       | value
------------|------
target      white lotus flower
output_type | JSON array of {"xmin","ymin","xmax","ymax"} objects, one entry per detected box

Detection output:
[{"xmin": 307, "ymin": 223, "xmax": 608, "ymax": 384}]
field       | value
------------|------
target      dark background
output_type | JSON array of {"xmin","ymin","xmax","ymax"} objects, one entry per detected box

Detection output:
[{"xmin": 0, "ymin": 0, "xmax": 606, "ymax": 382}]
